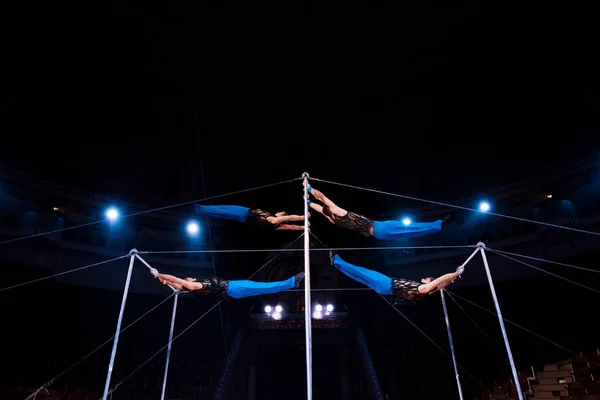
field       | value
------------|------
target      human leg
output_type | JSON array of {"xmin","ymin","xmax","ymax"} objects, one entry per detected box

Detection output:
[
  {"xmin": 193, "ymin": 205, "xmax": 250, "ymax": 223},
  {"xmin": 331, "ymin": 252, "xmax": 392, "ymax": 295},
  {"xmin": 226, "ymin": 273, "xmax": 304, "ymax": 299},
  {"xmin": 372, "ymin": 219, "xmax": 442, "ymax": 240}
]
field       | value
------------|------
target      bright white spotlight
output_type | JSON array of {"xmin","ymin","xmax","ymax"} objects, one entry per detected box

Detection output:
[
  {"xmin": 312, "ymin": 311, "xmax": 323, "ymax": 319},
  {"xmin": 326, "ymin": 304, "xmax": 334, "ymax": 312},
  {"xmin": 264, "ymin": 305, "xmax": 272, "ymax": 313},
  {"xmin": 186, "ymin": 221, "xmax": 200, "ymax": 235},
  {"xmin": 105, "ymin": 207, "xmax": 119, "ymax": 222},
  {"xmin": 402, "ymin": 217, "xmax": 412, "ymax": 226},
  {"xmin": 315, "ymin": 304, "xmax": 323, "ymax": 312},
  {"xmin": 478, "ymin": 201, "xmax": 491, "ymax": 212},
  {"xmin": 275, "ymin": 305, "xmax": 283, "ymax": 313},
  {"xmin": 272, "ymin": 312, "xmax": 282, "ymax": 320}
]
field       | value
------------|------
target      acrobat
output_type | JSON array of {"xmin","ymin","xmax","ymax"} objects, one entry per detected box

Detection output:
[
  {"xmin": 307, "ymin": 186, "xmax": 447, "ymax": 239},
  {"xmin": 150, "ymin": 268, "xmax": 305, "ymax": 299},
  {"xmin": 194, "ymin": 204, "xmax": 308, "ymax": 231},
  {"xmin": 330, "ymin": 251, "xmax": 462, "ymax": 303}
]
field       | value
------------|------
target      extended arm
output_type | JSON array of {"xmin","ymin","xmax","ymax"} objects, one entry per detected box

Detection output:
[
  {"xmin": 418, "ymin": 270, "xmax": 462, "ymax": 294},
  {"xmin": 308, "ymin": 202, "xmax": 335, "ymax": 224},
  {"xmin": 275, "ymin": 223, "xmax": 306, "ymax": 231},
  {"xmin": 274, "ymin": 213, "xmax": 306, "ymax": 223},
  {"xmin": 309, "ymin": 187, "xmax": 338, "ymax": 209},
  {"xmin": 154, "ymin": 273, "xmax": 204, "ymax": 291}
]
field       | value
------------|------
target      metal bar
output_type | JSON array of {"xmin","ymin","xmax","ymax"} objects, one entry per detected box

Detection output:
[
  {"xmin": 441, "ymin": 289, "xmax": 464, "ymax": 400},
  {"xmin": 160, "ymin": 292, "xmax": 179, "ymax": 400},
  {"xmin": 303, "ymin": 172, "xmax": 313, "ymax": 400},
  {"xmin": 479, "ymin": 244, "xmax": 524, "ymax": 400},
  {"xmin": 102, "ymin": 250, "xmax": 137, "ymax": 399}
]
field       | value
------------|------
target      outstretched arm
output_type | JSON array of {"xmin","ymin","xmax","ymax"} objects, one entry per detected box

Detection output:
[
  {"xmin": 309, "ymin": 187, "xmax": 338, "ymax": 209},
  {"xmin": 308, "ymin": 202, "xmax": 335, "ymax": 224},
  {"xmin": 418, "ymin": 270, "xmax": 461, "ymax": 294},
  {"xmin": 155, "ymin": 273, "xmax": 204, "ymax": 291},
  {"xmin": 275, "ymin": 223, "xmax": 306, "ymax": 231},
  {"xmin": 276, "ymin": 213, "xmax": 306, "ymax": 222}
]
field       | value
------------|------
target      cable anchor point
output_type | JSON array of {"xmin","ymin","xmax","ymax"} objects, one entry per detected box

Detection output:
[
  {"xmin": 476, "ymin": 242, "xmax": 486, "ymax": 249},
  {"xmin": 302, "ymin": 172, "xmax": 310, "ymax": 180},
  {"xmin": 128, "ymin": 248, "xmax": 139, "ymax": 256}
]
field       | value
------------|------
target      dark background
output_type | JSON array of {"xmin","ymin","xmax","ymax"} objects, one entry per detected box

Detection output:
[{"xmin": 1, "ymin": 0, "xmax": 599, "ymax": 398}]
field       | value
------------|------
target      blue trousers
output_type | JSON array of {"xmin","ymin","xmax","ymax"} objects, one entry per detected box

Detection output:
[
  {"xmin": 194, "ymin": 205, "xmax": 250, "ymax": 223},
  {"xmin": 372, "ymin": 219, "xmax": 442, "ymax": 240},
  {"xmin": 333, "ymin": 254, "xmax": 392, "ymax": 295},
  {"xmin": 227, "ymin": 276, "xmax": 296, "ymax": 299}
]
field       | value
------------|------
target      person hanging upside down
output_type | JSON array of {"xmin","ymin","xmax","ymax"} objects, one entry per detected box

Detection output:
[
  {"xmin": 150, "ymin": 268, "xmax": 305, "ymax": 299},
  {"xmin": 307, "ymin": 186, "xmax": 447, "ymax": 240},
  {"xmin": 330, "ymin": 251, "xmax": 462, "ymax": 303},
  {"xmin": 194, "ymin": 204, "xmax": 308, "ymax": 231}
]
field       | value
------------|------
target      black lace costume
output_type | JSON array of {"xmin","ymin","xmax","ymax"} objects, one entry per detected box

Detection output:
[
  {"xmin": 390, "ymin": 278, "xmax": 427, "ymax": 304},
  {"xmin": 190, "ymin": 277, "xmax": 231, "ymax": 301},
  {"xmin": 245, "ymin": 209, "xmax": 279, "ymax": 229},
  {"xmin": 332, "ymin": 211, "xmax": 374, "ymax": 238}
]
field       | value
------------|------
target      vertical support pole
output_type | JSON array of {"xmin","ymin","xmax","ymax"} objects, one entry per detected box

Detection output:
[
  {"xmin": 103, "ymin": 249, "xmax": 137, "ymax": 400},
  {"xmin": 356, "ymin": 329, "xmax": 384, "ymax": 400},
  {"xmin": 478, "ymin": 242, "xmax": 524, "ymax": 400},
  {"xmin": 213, "ymin": 330, "xmax": 243, "ymax": 400},
  {"xmin": 302, "ymin": 172, "xmax": 313, "ymax": 400},
  {"xmin": 440, "ymin": 289, "xmax": 464, "ymax": 400},
  {"xmin": 160, "ymin": 291, "xmax": 180, "ymax": 400}
]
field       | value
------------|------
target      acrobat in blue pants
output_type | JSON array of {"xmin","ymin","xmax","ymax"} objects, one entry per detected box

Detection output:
[
  {"xmin": 194, "ymin": 205, "xmax": 250, "ymax": 222},
  {"xmin": 227, "ymin": 276, "xmax": 298, "ymax": 299},
  {"xmin": 306, "ymin": 186, "xmax": 444, "ymax": 240},
  {"xmin": 332, "ymin": 253, "xmax": 393, "ymax": 294}
]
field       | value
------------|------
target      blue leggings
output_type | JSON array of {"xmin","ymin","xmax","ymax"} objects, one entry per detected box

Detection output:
[
  {"xmin": 194, "ymin": 205, "xmax": 250, "ymax": 223},
  {"xmin": 372, "ymin": 219, "xmax": 442, "ymax": 240},
  {"xmin": 227, "ymin": 276, "xmax": 296, "ymax": 299},
  {"xmin": 333, "ymin": 254, "xmax": 392, "ymax": 295}
]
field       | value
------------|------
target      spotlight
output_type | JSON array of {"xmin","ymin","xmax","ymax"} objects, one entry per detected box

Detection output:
[
  {"xmin": 272, "ymin": 312, "xmax": 282, "ymax": 320},
  {"xmin": 546, "ymin": 194, "xmax": 553, "ymax": 199},
  {"xmin": 186, "ymin": 221, "xmax": 200, "ymax": 235},
  {"xmin": 478, "ymin": 201, "xmax": 490, "ymax": 212},
  {"xmin": 326, "ymin": 304, "xmax": 334, "ymax": 312},
  {"xmin": 315, "ymin": 304, "xmax": 323, "ymax": 312},
  {"xmin": 264, "ymin": 305, "xmax": 272, "ymax": 313},
  {"xmin": 275, "ymin": 305, "xmax": 283, "ymax": 313},
  {"xmin": 105, "ymin": 207, "xmax": 119, "ymax": 222},
  {"xmin": 402, "ymin": 217, "xmax": 412, "ymax": 226},
  {"xmin": 312, "ymin": 311, "xmax": 323, "ymax": 319},
  {"xmin": 53, "ymin": 207, "xmax": 59, "ymax": 211}
]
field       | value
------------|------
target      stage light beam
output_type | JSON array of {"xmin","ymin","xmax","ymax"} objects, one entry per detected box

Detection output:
[
  {"xmin": 186, "ymin": 221, "xmax": 200, "ymax": 236},
  {"xmin": 105, "ymin": 207, "xmax": 119, "ymax": 222},
  {"xmin": 478, "ymin": 201, "xmax": 491, "ymax": 212}
]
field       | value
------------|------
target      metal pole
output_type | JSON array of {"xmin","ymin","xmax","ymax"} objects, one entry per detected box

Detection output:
[
  {"xmin": 302, "ymin": 172, "xmax": 313, "ymax": 400},
  {"xmin": 440, "ymin": 290, "xmax": 464, "ymax": 400},
  {"xmin": 160, "ymin": 292, "xmax": 180, "ymax": 400},
  {"xmin": 103, "ymin": 249, "xmax": 137, "ymax": 399},
  {"xmin": 478, "ymin": 243, "xmax": 524, "ymax": 400}
]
